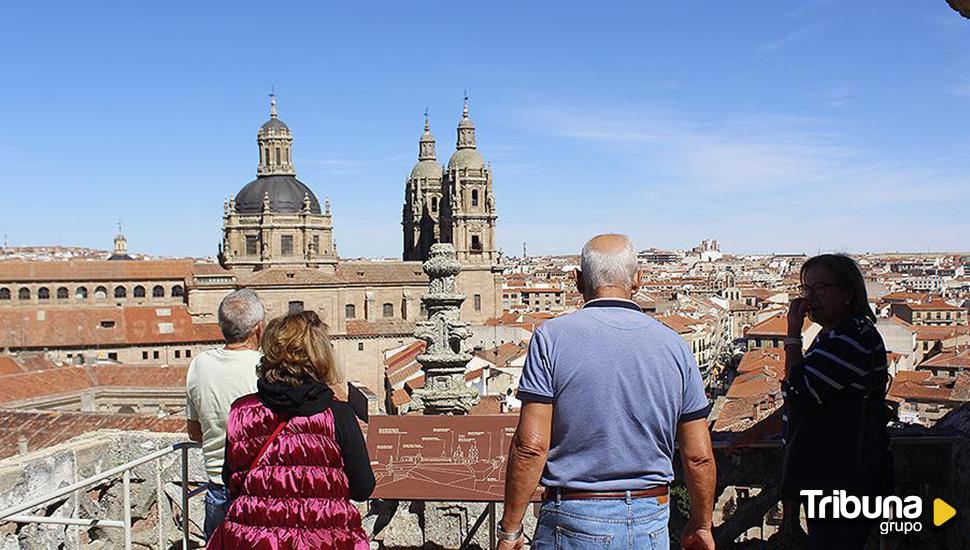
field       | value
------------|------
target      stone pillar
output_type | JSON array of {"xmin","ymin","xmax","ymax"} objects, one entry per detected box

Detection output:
[{"xmin": 410, "ymin": 244, "xmax": 480, "ymax": 415}]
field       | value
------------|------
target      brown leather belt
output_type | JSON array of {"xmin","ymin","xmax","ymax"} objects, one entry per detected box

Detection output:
[{"xmin": 543, "ymin": 485, "xmax": 669, "ymax": 501}]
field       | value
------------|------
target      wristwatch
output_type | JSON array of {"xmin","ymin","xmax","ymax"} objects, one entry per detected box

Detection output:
[{"xmin": 496, "ymin": 521, "xmax": 524, "ymax": 542}]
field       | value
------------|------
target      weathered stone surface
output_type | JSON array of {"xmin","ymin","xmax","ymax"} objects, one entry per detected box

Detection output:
[
  {"xmin": 376, "ymin": 501, "xmax": 424, "ymax": 548},
  {"xmin": 411, "ymin": 243, "xmax": 480, "ymax": 415}
]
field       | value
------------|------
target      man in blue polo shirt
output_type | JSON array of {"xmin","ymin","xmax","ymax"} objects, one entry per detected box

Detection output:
[{"xmin": 498, "ymin": 234, "xmax": 716, "ymax": 550}]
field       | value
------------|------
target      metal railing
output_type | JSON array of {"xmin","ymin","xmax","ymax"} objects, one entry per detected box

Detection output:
[{"xmin": 0, "ymin": 441, "xmax": 204, "ymax": 550}]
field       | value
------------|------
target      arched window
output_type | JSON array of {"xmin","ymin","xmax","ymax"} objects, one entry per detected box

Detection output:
[
  {"xmin": 133, "ymin": 286, "xmax": 146, "ymax": 298},
  {"xmin": 18, "ymin": 287, "xmax": 30, "ymax": 300},
  {"xmin": 471, "ymin": 189, "xmax": 479, "ymax": 207},
  {"xmin": 94, "ymin": 286, "xmax": 107, "ymax": 299},
  {"xmin": 0, "ymin": 288, "xmax": 9, "ymax": 300},
  {"xmin": 152, "ymin": 285, "xmax": 164, "ymax": 298},
  {"xmin": 76, "ymin": 287, "xmax": 88, "ymax": 300},
  {"xmin": 114, "ymin": 286, "xmax": 127, "ymax": 299},
  {"xmin": 432, "ymin": 197, "xmax": 438, "ymax": 213},
  {"xmin": 37, "ymin": 287, "xmax": 50, "ymax": 300},
  {"xmin": 275, "ymin": 147, "xmax": 281, "ymax": 164},
  {"xmin": 57, "ymin": 287, "xmax": 69, "ymax": 299},
  {"xmin": 171, "ymin": 285, "xmax": 184, "ymax": 297},
  {"xmin": 382, "ymin": 303, "xmax": 394, "ymax": 318},
  {"xmin": 345, "ymin": 304, "xmax": 356, "ymax": 319}
]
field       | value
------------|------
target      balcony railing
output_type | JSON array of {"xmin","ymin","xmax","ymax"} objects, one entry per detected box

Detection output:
[{"xmin": 0, "ymin": 441, "xmax": 203, "ymax": 550}]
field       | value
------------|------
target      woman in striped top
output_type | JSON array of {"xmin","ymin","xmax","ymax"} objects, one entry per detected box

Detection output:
[{"xmin": 781, "ymin": 254, "xmax": 892, "ymax": 550}]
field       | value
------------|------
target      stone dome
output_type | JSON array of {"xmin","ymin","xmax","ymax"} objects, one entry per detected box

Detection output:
[
  {"xmin": 260, "ymin": 118, "xmax": 289, "ymax": 133},
  {"xmin": 410, "ymin": 160, "xmax": 444, "ymax": 180},
  {"xmin": 235, "ymin": 175, "xmax": 321, "ymax": 214},
  {"xmin": 447, "ymin": 148, "xmax": 485, "ymax": 171}
]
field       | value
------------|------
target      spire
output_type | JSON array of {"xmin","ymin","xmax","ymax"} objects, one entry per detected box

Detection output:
[
  {"xmin": 269, "ymin": 91, "xmax": 278, "ymax": 118},
  {"xmin": 419, "ymin": 109, "xmax": 437, "ymax": 161}
]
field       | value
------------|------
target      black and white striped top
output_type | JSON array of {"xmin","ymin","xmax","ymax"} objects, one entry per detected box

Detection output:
[{"xmin": 782, "ymin": 316, "xmax": 889, "ymax": 443}]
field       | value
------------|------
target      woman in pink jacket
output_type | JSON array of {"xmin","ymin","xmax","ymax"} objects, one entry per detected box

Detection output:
[{"xmin": 209, "ymin": 310, "xmax": 374, "ymax": 549}]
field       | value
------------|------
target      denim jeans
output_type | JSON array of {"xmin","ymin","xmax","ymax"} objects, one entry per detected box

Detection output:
[
  {"xmin": 533, "ymin": 491, "xmax": 670, "ymax": 549},
  {"xmin": 203, "ymin": 483, "xmax": 231, "ymax": 541}
]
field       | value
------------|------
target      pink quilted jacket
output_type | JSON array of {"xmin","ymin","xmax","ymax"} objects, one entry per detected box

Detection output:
[{"xmin": 207, "ymin": 395, "xmax": 369, "ymax": 549}]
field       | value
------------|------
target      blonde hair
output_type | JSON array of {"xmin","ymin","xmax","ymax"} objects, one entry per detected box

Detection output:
[{"xmin": 257, "ymin": 310, "xmax": 338, "ymax": 386}]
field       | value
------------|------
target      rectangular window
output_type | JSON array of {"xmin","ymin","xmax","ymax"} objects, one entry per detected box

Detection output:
[
  {"xmin": 108, "ymin": 352, "xmax": 118, "ymax": 361},
  {"xmin": 474, "ymin": 294, "xmax": 482, "ymax": 311},
  {"xmin": 153, "ymin": 351, "xmax": 159, "ymax": 360},
  {"xmin": 142, "ymin": 351, "xmax": 148, "ymax": 360},
  {"xmin": 345, "ymin": 304, "xmax": 357, "ymax": 319},
  {"xmin": 186, "ymin": 349, "xmax": 192, "ymax": 358},
  {"xmin": 358, "ymin": 342, "xmax": 364, "ymax": 351},
  {"xmin": 281, "ymin": 235, "xmax": 294, "ymax": 256},
  {"xmin": 313, "ymin": 235, "xmax": 320, "ymax": 254},
  {"xmin": 174, "ymin": 350, "xmax": 181, "ymax": 359},
  {"xmin": 275, "ymin": 147, "xmax": 281, "ymax": 164},
  {"xmin": 246, "ymin": 236, "xmax": 259, "ymax": 256},
  {"xmin": 401, "ymin": 299, "xmax": 408, "ymax": 320},
  {"xmin": 471, "ymin": 235, "xmax": 482, "ymax": 253},
  {"xmin": 288, "ymin": 301, "xmax": 304, "ymax": 314}
]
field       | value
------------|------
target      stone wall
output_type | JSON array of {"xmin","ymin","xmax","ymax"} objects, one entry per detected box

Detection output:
[{"xmin": 0, "ymin": 431, "xmax": 207, "ymax": 550}]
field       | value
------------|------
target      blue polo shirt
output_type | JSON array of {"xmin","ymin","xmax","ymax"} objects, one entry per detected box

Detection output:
[{"xmin": 516, "ymin": 298, "xmax": 710, "ymax": 490}]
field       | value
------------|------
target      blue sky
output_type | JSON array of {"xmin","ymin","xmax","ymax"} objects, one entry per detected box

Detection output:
[{"xmin": 2, "ymin": 1, "xmax": 969, "ymax": 258}]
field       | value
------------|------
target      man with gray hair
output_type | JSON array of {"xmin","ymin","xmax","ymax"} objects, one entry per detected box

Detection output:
[
  {"xmin": 186, "ymin": 288, "xmax": 264, "ymax": 540},
  {"xmin": 499, "ymin": 234, "xmax": 716, "ymax": 550}
]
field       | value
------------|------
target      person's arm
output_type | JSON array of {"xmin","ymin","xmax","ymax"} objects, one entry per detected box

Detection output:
[
  {"xmin": 332, "ymin": 403, "xmax": 376, "ymax": 501},
  {"xmin": 499, "ymin": 401, "xmax": 553, "ymax": 550},
  {"xmin": 186, "ymin": 420, "xmax": 203, "ymax": 443},
  {"xmin": 678, "ymin": 418, "xmax": 716, "ymax": 550}
]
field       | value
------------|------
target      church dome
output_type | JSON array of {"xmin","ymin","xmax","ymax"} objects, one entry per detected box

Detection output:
[
  {"xmin": 447, "ymin": 148, "xmax": 485, "ymax": 171},
  {"xmin": 260, "ymin": 117, "xmax": 289, "ymax": 133},
  {"xmin": 410, "ymin": 159, "xmax": 443, "ymax": 180},
  {"xmin": 235, "ymin": 175, "xmax": 321, "ymax": 214}
]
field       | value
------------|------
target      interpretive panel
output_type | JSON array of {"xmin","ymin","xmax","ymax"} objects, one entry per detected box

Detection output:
[{"xmin": 366, "ymin": 414, "xmax": 540, "ymax": 502}]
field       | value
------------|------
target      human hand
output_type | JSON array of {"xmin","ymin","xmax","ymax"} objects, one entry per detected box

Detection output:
[
  {"xmin": 496, "ymin": 534, "xmax": 525, "ymax": 550},
  {"xmin": 681, "ymin": 522, "xmax": 715, "ymax": 550},
  {"xmin": 787, "ymin": 298, "xmax": 809, "ymax": 337}
]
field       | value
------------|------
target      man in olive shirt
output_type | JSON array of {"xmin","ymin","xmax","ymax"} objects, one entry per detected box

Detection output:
[{"xmin": 186, "ymin": 289, "xmax": 264, "ymax": 540}]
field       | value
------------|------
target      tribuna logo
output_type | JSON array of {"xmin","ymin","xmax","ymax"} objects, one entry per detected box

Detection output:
[{"xmin": 800, "ymin": 490, "xmax": 924, "ymax": 535}]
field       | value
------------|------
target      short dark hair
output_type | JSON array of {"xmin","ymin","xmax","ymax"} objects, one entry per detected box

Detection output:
[{"xmin": 800, "ymin": 254, "xmax": 875, "ymax": 323}]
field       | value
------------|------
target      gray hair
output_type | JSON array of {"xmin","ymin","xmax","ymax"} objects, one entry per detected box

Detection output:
[
  {"xmin": 580, "ymin": 234, "xmax": 638, "ymax": 291},
  {"xmin": 218, "ymin": 289, "xmax": 265, "ymax": 343}
]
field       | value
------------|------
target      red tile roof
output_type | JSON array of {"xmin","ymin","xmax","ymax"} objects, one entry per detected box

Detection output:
[
  {"xmin": 0, "ymin": 306, "xmax": 223, "ymax": 349},
  {"xmin": 0, "ymin": 260, "xmax": 193, "ymax": 283},
  {"xmin": 0, "ymin": 365, "xmax": 187, "ymax": 405},
  {"xmin": 0, "ymin": 409, "xmax": 186, "ymax": 460},
  {"xmin": 746, "ymin": 314, "xmax": 812, "ymax": 338}
]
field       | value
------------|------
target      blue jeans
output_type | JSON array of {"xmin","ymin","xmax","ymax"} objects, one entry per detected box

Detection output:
[
  {"xmin": 533, "ymin": 491, "xmax": 670, "ymax": 549},
  {"xmin": 203, "ymin": 483, "xmax": 231, "ymax": 541}
]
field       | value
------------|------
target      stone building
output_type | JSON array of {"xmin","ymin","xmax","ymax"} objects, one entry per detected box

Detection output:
[{"xmin": 219, "ymin": 95, "xmax": 338, "ymax": 271}]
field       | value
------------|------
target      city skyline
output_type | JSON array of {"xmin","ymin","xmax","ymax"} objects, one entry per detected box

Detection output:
[{"xmin": 2, "ymin": 2, "xmax": 969, "ymax": 257}]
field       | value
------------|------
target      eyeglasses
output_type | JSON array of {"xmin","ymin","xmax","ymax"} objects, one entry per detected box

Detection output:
[{"xmin": 797, "ymin": 282, "xmax": 838, "ymax": 296}]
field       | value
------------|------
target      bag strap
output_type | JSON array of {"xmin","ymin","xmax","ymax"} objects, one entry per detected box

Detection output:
[{"xmin": 250, "ymin": 419, "xmax": 288, "ymax": 471}]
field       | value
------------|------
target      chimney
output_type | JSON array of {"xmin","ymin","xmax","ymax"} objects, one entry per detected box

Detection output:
[{"xmin": 17, "ymin": 437, "xmax": 28, "ymax": 456}]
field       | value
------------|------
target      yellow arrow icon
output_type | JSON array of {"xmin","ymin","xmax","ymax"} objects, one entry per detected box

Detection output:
[{"xmin": 934, "ymin": 498, "xmax": 956, "ymax": 527}]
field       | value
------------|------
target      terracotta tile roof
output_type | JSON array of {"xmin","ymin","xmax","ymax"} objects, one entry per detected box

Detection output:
[
  {"xmin": 914, "ymin": 325, "xmax": 970, "ymax": 342},
  {"xmin": 0, "ymin": 365, "xmax": 187, "ymax": 405},
  {"xmin": 919, "ymin": 349, "xmax": 970, "ymax": 370},
  {"xmin": 0, "ymin": 356, "xmax": 24, "ymax": 375},
  {"xmin": 746, "ymin": 314, "xmax": 812, "ymax": 338},
  {"xmin": 0, "ymin": 260, "xmax": 193, "ymax": 283},
  {"xmin": 897, "ymin": 300, "xmax": 964, "ymax": 311},
  {"xmin": 0, "ymin": 368, "xmax": 94, "ymax": 404},
  {"xmin": 0, "ymin": 306, "xmax": 223, "ymax": 349},
  {"xmin": 240, "ymin": 263, "xmax": 427, "ymax": 288},
  {"xmin": 0, "ymin": 409, "xmax": 185, "ymax": 460},
  {"xmin": 474, "ymin": 342, "xmax": 527, "ymax": 368}
]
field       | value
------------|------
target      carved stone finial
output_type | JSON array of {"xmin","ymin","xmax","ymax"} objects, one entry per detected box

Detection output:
[
  {"xmin": 262, "ymin": 191, "xmax": 271, "ymax": 213},
  {"xmin": 303, "ymin": 192, "xmax": 311, "ymax": 213},
  {"xmin": 324, "ymin": 197, "xmax": 332, "ymax": 215},
  {"xmin": 410, "ymin": 243, "xmax": 480, "ymax": 415}
]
